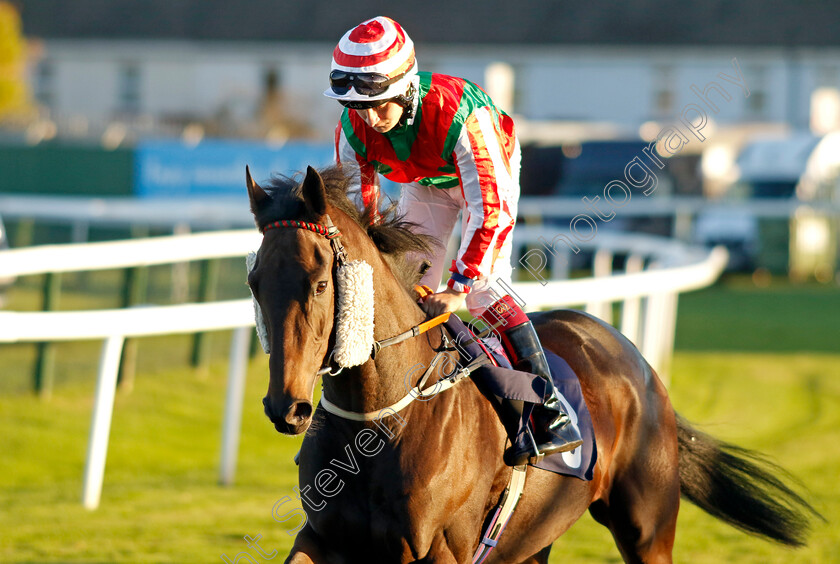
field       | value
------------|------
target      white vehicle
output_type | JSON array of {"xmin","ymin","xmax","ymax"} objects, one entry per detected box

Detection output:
[
  {"xmin": 695, "ymin": 133, "xmax": 820, "ymax": 271},
  {"xmin": 791, "ymin": 131, "xmax": 840, "ymax": 281}
]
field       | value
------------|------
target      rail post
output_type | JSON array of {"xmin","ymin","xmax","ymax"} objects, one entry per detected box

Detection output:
[
  {"xmin": 82, "ymin": 334, "xmax": 126, "ymax": 510},
  {"xmin": 191, "ymin": 259, "xmax": 220, "ymax": 370},
  {"xmin": 620, "ymin": 254, "xmax": 644, "ymax": 346},
  {"xmin": 171, "ymin": 223, "xmax": 191, "ymax": 303},
  {"xmin": 219, "ymin": 326, "xmax": 251, "ymax": 486},
  {"xmin": 117, "ymin": 266, "xmax": 149, "ymax": 392},
  {"xmin": 585, "ymin": 249, "xmax": 613, "ymax": 323},
  {"xmin": 34, "ymin": 271, "xmax": 61, "ymax": 398}
]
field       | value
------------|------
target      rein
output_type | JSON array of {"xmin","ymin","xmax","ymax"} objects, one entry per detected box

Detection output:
[
  {"xmin": 319, "ymin": 352, "xmax": 489, "ymax": 421},
  {"xmin": 371, "ymin": 310, "xmax": 451, "ymax": 357},
  {"xmin": 260, "ymin": 216, "xmax": 467, "ymax": 412}
]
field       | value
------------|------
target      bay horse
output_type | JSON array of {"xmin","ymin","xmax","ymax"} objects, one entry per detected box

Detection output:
[{"xmin": 246, "ymin": 165, "xmax": 818, "ymax": 563}]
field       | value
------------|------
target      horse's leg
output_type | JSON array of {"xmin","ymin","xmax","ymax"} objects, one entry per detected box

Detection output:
[
  {"xmin": 592, "ymin": 385, "xmax": 681, "ymax": 564},
  {"xmin": 285, "ymin": 552, "xmax": 315, "ymax": 564},
  {"xmin": 517, "ymin": 545, "xmax": 552, "ymax": 563},
  {"xmin": 598, "ymin": 476, "xmax": 679, "ymax": 564},
  {"xmin": 284, "ymin": 525, "xmax": 339, "ymax": 564}
]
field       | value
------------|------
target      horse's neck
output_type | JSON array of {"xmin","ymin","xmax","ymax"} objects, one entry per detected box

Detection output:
[{"xmin": 324, "ymin": 254, "xmax": 437, "ymax": 416}]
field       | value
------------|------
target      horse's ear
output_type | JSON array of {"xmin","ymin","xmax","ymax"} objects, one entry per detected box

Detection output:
[
  {"xmin": 246, "ymin": 165, "xmax": 268, "ymax": 215},
  {"xmin": 301, "ymin": 166, "xmax": 327, "ymax": 217}
]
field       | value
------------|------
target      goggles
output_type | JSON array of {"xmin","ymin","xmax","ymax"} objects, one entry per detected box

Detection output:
[
  {"xmin": 339, "ymin": 99, "xmax": 389, "ymax": 110},
  {"xmin": 329, "ymin": 70, "xmax": 402, "ymax": 97}
]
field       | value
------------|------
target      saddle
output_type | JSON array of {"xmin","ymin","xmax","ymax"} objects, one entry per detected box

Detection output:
[
  {"xmin": 442, "ymin": 315, "xmax": 597, "ymax": 480},
  {"xmin": 440, "ymin": 314, "xmax": 596, "ymax": 560}
]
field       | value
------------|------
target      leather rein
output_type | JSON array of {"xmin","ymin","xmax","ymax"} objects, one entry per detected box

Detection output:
[{"xmin": 260, "ymin": 216, "xmax": 478, "ymax": 419}]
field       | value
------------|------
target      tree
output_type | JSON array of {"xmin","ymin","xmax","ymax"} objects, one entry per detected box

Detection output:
[{"xmin": 0, "ymin": 1, "xmax": 34, "ymax": 123}]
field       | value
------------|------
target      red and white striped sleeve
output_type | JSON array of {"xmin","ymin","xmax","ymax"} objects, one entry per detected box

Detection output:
[
  {"xmin": 334, "ymin": 122, "xmax": 381, "ymax": 214},
  {"xmin": 448, "ymin": 107, "xmax": 516, "ymax": 294}
]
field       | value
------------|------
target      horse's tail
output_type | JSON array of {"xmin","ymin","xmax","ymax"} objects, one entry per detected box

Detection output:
[{"xmin": 676, "ymin": 413, "xmax": 822, "ymax": 546}]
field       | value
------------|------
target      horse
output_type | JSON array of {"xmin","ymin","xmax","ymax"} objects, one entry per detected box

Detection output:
[{"xmin": 245, "ymin": 165, "xmax": 818, "ymax": 563}]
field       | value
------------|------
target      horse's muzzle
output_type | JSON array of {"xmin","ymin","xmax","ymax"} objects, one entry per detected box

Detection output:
[{"xmin": 263, "ymin": 395, "xmax": 313, "ymax": 435}]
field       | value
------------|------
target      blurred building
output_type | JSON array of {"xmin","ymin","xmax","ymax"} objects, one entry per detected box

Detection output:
[
  {"xmin": 3, "ymin": 1, "xmax": 838, "ymax": 279},
  {"xmin": 12, "ymin": 0, "xmax": 840, "ymax": 145}
]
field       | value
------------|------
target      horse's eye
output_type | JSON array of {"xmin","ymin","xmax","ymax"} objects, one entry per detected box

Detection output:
[{"xmin": 315, "ymin": 281, "xmax": 328, "ymax": 295}]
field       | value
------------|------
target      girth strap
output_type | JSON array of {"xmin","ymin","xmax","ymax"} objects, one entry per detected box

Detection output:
[{"xmin": 472, "ymin": 465, "xmax": 528, "ymax": 563}]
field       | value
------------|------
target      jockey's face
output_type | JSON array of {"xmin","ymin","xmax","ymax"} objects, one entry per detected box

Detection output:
[{"xmin": 355, "ymin": 101, "xmax": 404, "ymax": 133}]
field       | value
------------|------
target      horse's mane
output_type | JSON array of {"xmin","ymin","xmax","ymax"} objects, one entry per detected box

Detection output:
[{"xmin": 255, "ymin": 165, "xmax": 438, "ymax": 290}]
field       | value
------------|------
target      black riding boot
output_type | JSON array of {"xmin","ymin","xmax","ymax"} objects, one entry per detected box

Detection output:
[
  {"xmin": 488, "ymin": 395, "xmax": 537, "ymax": 467},
  {"xmin": 501, "ymin": 320, "xmax": 583, "ymax": 466}
]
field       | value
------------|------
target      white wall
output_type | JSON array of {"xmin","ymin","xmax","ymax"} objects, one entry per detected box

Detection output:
[
  {"xmin": 32, "ymin": 40, "xmax": 840, "ymax": 141},
  {"xmin": 51, "ymin": 60, "xmax": 119, "ymax": 116}
]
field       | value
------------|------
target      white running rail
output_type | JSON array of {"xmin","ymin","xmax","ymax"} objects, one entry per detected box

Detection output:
[{"xmin": 0, "ymin": 228, "xmax": 726, "ymax": 509}]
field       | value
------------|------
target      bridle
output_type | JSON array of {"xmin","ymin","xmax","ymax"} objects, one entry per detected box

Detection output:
[
  {"xmin": 258, "ymin": 214, "xmax": 490, "ymax": 420},
  {"xmin": 260, "ymin": 215, "xmax": 457, "ymax": 377},
  {"xmin": 261, "ymin": 216, "xmax": 348, "ymax": 376},
  {"xmin": 262, "ymin": 216, "xmax": 347, "ymax": 268}
]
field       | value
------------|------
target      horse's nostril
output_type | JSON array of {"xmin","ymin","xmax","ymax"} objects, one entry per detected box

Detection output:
[
  {"xmin": 286, "ymin": 401, "xmax": 313, "ymax": 424},
  {"xmin": 264, "ymin": 397, "xmax": 312, "ymax": 432}
]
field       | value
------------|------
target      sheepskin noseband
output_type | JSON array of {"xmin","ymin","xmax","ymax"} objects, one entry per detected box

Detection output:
[
  {"xmin": 332, "ymin": 259, "xmax": 375, "ymax": 367},
  {"xmin": 246, "ymin": 251, "xmax": 271, "ymax": 354},
  {"xmin": 248, "ymin": 216, "xmax": 375, "ymax": 369}
]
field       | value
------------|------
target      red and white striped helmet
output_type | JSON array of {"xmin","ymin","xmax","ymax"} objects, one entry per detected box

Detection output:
[{"xmin": 324, "ymin": 16, "xmax": 417, "ymax": 103}]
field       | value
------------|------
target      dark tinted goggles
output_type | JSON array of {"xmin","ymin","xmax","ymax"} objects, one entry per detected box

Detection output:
[{"xmin": 329, "ymin": 70, "xmax": 401, "ymax": 96}]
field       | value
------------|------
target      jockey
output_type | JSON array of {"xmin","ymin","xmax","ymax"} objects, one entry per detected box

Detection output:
[{"xmin": 325, "ymin": 16, "xmax": 582, "ymax": 465}]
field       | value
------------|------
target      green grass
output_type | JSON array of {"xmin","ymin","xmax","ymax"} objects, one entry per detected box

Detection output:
[
  {"xmin": 1, "ymin": 275, "xmax": 838, "ymax": 562},
  {"xmin": 675, "ymin": 273, "xmax": 840, "ymax": 353}
]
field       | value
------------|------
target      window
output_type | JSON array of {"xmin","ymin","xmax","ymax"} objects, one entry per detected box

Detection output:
[
  {"xmin": 745, "ymin": 65, "xmax": 767, "ymax": 118},
  {"xmin": 652, "ymin": 65, "xmax": 674, "ymax": 116},
  {"xmin": 263, "ymin": 68, "xmax": 280, "ymax": 96},
  {"xmin": 118, "ymin": 63, "xmax": 141, "ymax": 114},
  {"xmin": 35, "ymin": 61, "xmax": 54, "ymax": 107}
]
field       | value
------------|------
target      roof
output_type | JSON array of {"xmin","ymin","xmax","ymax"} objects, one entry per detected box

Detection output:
[
  {"xmin": 736, "ymin": 134, "xmax": 820, "ymax": 182},
  {"xmin": 16, "ymin": 0, "xmax": 840, "ymax": 47}
]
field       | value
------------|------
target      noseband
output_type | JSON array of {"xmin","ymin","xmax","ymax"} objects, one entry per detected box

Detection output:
[{"xmin": 258, "ymin": 214, "xmax": 472, "ymax": 419}]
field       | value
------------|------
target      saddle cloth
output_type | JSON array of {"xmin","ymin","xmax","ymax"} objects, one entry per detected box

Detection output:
[{"xmin": 444, "ymin": 316, "xmax": 597, "ymax": 481}]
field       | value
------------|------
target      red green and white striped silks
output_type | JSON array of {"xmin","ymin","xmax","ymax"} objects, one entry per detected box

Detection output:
[
  {"xmin": 323, "ymin": 16, "xmax": 417, "ymax": 103},
  {"xmin": 335, "ymin": 72, "xmax": 518, "ymax": 293}
]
